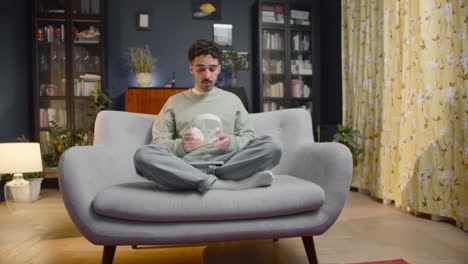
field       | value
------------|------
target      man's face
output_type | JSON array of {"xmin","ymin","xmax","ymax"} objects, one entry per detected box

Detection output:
[{"xmin": 190, "ymin": 54, "xmax": 221, "ymax": 92}]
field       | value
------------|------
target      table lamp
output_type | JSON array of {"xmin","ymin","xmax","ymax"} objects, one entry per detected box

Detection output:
[{"xmin": 0, "ymin": 143, "xmax": 43, "ymax": 202}]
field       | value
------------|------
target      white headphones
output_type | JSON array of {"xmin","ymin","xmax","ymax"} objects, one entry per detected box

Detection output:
[{"xmin": 190, "ymin": 113, "xmax": 223, "ymax": 143}]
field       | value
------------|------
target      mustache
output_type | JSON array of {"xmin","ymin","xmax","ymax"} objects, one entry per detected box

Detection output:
[{"xmin": 202, "ymin": 79, "xmax": 213, "ymax": 83}]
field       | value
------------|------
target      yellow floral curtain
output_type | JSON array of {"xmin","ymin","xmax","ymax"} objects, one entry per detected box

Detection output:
[{"xmin": 342, "ymin": 0, "xmax": 467, "ymax": 225}]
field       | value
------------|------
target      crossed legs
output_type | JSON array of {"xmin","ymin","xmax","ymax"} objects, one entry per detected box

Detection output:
[{"xmin": 133, "ymin": 135, "xmax": 282, "ymax": 193}]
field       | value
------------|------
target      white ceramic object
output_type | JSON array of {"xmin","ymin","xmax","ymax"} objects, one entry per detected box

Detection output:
[{"xmin": 136, "ymin": 72, "xmax": 152, "ymax": 87}]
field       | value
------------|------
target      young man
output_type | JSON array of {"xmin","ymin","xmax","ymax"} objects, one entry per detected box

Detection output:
[{"xmin": 133, "ymin": 40, "xmax": 282, "ymax": 193}]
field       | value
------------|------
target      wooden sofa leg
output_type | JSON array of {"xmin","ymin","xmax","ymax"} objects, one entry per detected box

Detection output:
[
  {"xmin": 302, "ymin": 236, "xmax": 318, "ymax": 264},
  {"xmin": 102, "ymin": 246, "xmax": 116, "ymax": 264}
]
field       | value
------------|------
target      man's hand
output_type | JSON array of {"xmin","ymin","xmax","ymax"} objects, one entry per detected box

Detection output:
[
  {"xmin": 211, "ymin": 133, "xmax": 230, "ymax": 150},
  {"xmin": 182, "ymin": 133, "xmax": 205, "ymax": 152}
]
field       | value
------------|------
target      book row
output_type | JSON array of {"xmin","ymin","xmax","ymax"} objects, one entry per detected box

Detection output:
[
  {"xmin": 74, "ymin": 74, "xmax": 101, "ymax": 96},
  {"xmin": 37, "ymin": 25, "xmax": 65, "ymax": 43},
  {"xmin": 262, "ymin": 4, "xmax": 285, "ymax": 24},
  {"xmin": 40, "ymin": 83, "xmax": 66, "ymax": 96},
  {"xmin": 262, "ymin": 58, "xmax": 284, "ymax": 74},
  {"xmin": 291, "ymin": 58, "xmax": 313, "ymax": 75},
  {"xmin": 292, "ymin": 33, "xmax": 311, "ymax": 51},
  {"xmin": 263, "ymin": 31, "xmax": 284, "ymax": 50},
  {"xmin": 40, "ymin": 108, "xmax": 66, "ymax": 128},
  {"xmin": 291, "ymin": 79, "xmax": 311, "ymax": 98},
  {"xmin": 263, "ymin": 81, "xmax": 285, "ymax": 98}
]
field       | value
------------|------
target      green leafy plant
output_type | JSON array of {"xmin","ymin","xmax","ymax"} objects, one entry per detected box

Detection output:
[
  {"xmin": 332, "ymin": 124, "xmax": 366, "ymax": 166},
  {"xmin": 15, "ymin": 135, "xmax": 43, "ymax": 179},
  {"xmin": 86, "ymin": 88, "xmax": 113, "ymax": 135},
  {"xmin": 49, "ymin": 121, "xmax": 88, "ymax": 152},
  {"xmin": 222, "ymin": 47, "xmax": 249, "ymax": 84},
  {"xmin": 128, "ymin": 45, "xmax": 158, "ymax": 73}
]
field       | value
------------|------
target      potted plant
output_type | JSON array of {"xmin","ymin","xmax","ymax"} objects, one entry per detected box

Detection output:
[
  {"xmin": 222, "ymin": 46, "xmax": 249, "ymax": 88},
  {"xmin": 332, "ymin": 124, "xmax": 366, "ymax": 167},
  {"xmin": 128, "ymin": 45, "xmax": 158, "ymax": 87}
]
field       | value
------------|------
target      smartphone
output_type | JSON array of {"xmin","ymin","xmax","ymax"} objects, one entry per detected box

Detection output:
[{"xmin": 188, "ymin": 161, "xmax": 224, "ymax": 166}]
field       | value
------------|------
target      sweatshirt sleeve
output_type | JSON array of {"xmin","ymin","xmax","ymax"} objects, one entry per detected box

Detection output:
[
  {"xmin": 150, "ymin": 98, "xmax": 187, "ymax": 157},
  {"xmin": 226, "ymin": 100, "xmax": 256, "ymax": 152}
]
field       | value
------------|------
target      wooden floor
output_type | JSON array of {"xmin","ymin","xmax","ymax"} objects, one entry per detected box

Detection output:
[{"xmin": 0, "ymin": 189, "xmax": 467, "ymax": 264}]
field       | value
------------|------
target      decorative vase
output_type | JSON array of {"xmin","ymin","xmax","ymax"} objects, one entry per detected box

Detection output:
[{"xmin": 136, "ymin": 72, "xmax": 152, "ymax": 87}]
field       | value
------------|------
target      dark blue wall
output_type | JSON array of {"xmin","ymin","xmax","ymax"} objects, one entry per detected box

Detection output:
[
  {"xmin": 107, "ymin": 0, "xmax": 256, "ymax": 111},
  {"xmin": 0, "ymin": 0, "xmax": 342, "ymax": 142},
  {"xmin": 0, "ymin": 0, "xmax": 32, "ymax": 142}
]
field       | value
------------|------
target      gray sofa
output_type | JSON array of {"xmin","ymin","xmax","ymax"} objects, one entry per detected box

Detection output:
[{"xmin": 58, "ymin": 109, "xmax": 352, "ymax": 264}]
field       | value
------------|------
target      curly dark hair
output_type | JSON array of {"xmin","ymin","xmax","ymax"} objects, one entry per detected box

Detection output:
[{"xmin": 188, "ymin": 40, "xmax": 223, "ymax": 63}]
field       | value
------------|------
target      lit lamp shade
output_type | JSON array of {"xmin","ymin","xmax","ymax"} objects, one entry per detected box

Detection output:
[{"xmin": 0, "ymin": 143, "xmax": 43, "ymax": 202}]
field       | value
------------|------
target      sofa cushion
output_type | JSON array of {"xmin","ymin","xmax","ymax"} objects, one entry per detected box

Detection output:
[{"xmin": 92, "ymin": 175, "xmax": 324, "ymax": 222}]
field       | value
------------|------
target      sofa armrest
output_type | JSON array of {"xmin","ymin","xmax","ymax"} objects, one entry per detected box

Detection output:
[
  {"xmin": 58, "ymin": 144, "xmax": 143, "ymax": 241},
  {"xmin": 288, "ymin": 142, "xmax": 353, "ymax": 231}
]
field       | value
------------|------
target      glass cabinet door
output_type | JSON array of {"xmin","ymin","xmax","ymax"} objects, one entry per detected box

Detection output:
[
  {"xmin": 290, "ymin": 30, "xmax": 312, "ymax": 99},
  {"xmin": 36, "ymin": 19, "xmax": 67, "ymax": 168},
  {"xmin": 72, "ymin": 20, "xmax": 101, "ymax": 129},
  {"xmin": 262, "ymin": 29, "xmax": 285, "ymax": 111}
]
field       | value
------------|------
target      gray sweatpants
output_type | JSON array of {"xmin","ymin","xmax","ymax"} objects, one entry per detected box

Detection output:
[{"xmin": 133, "ymin": 135, "xmax": 282, "ymax": 193}]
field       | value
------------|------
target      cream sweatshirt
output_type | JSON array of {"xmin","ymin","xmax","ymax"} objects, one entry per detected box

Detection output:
[{"xmin": 151, "ymin": 88, "xmax": 255, "ymax": 160}]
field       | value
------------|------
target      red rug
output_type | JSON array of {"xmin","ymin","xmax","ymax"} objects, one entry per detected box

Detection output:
[{"xmin": 346, "ymin": 259, "xmax": 409, "ymax": 264}]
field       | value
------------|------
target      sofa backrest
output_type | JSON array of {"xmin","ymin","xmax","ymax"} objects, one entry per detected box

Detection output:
[
  {"xmin": 248, "ymin": 109, "xmax": 314, "ymax": 174},
  {"xmin": 94, "ymin": 109, "xmax": 314, "ymax": 174}
]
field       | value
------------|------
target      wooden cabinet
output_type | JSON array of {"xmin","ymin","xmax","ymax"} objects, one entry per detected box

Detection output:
[
  {"xmin": 125, "ymin": 87, "xmax": 188, "ymax": 115},
  {"xmin": 125, "ymin": 87, "xmax": 251, "ymax": 115}
]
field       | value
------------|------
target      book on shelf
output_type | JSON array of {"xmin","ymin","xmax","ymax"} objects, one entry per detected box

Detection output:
[
  {"xmin": 74, "ymin": 74, "xmax": 101, "ymax": 96},
  {"xmin": 263, "ymin": 81, "xmax": 284, "ymax": 97},
  {"xmin": 262, "ymin": 11, "xmax": 275, "ymax": 17},
  {"xmin": 40, "ymin": 25, "xmax": 64, "ymax": 43},
  {"xmin": 291, "ymin": 19, "xmax": 310, "ymax": 26},
  {"xmin": 263, "ymin": 31, "xmax": 284, "ymax": 50},
  {"xmin": 291, "ymin": 79, "xmax": 311, "ymax": 98},
  {"xmin": 290, "ymin": 9, "xmax": 310, "ymax": 26},
  {"xmin": 292, "ymin": 34, "xmax": 310, "ymax": 51},
  {"xmin": 40, "ymin": 107, "xmax": 66, "ymax": 128},
  {"xmin": 262, "ymin": 58, "xmax": 284, "ymax": 74},
  {"xmin": 291, "ymin": 10, "xmax": 310, "ymax": 20},
  {"xmin": 291, "ymin": 58, "xmax": 312, "ymax": 75},
  {"xmin": 80, "ymin": 73, "xmax": 101, "ymax": 80},
  {"xmin": 261, "ymin": 4, "xmax": 284, "ymax": 24}
]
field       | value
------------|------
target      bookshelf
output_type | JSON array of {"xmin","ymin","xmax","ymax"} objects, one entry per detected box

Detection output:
[
  {"xmin": 32, "ymin": 0, "xmax": 106, "ymax": 178},
  {"xmin": 252, "ymin": 0, "xmax": 319, "ymax": 126}
]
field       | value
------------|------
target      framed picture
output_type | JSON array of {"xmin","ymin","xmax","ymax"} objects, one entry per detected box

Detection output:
[
  {"xmin": 213, "ymin": 24, "xmax": 232, "ymax": 46},
  {"xmin": 137, "ymin": 12, "xmax": 150, "ymax": 30},
  {"xmin": 192, "ymin": 0, "xmax": 221, "ymax": 20}
]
